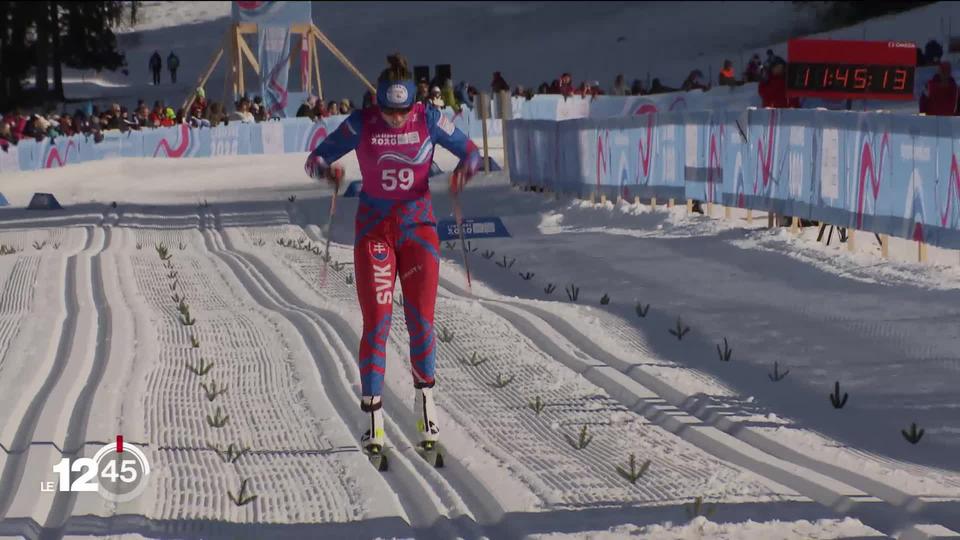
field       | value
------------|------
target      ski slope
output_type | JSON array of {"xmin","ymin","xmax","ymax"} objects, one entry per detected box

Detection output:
[
  {"xmin": 0, "ymin": 145, "xmax": 958, "ymax": 539},
  {"xmin": 4, "ymin": 2, "xmax": 960, "ymax": 538},
  {"xmin": 62, "ymin": 1, "xmax": 960, "ymax": 109}
]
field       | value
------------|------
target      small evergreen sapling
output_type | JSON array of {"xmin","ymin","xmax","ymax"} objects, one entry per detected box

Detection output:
[
  {"xmin": 768, "ymin": 361, "xmax": 789, "ymax": 381},
  {"xmin": 565, "ymin": 425, "xmax": 593, "ymax": 450},
  {"xmin": 716, "ymin": 337, "xmax": 732, "ymax": 361},
  {"xmin": 829, "ymin": 381, "xmax": 848, "ymax": 409},
  {"xmin": 669, "ymin": 317, "xmax": 690, "ymax": 340},
  {"xmin": 437, "ymin": 326, "xmax": 455, "ymax": 343},
  {"xmin": 186, "ymin": 358, "xmax": 213, "ymax": 376},
  {"xmin": 200, "ymin": 381, "xmax": 227, "ymax": 401},
  {"xmin": 615, "ymin": 453, "xmax": 651, "ymax": 483},
  {"xmin": 528, "ymin": 396, "xmax": 546, "ymax": 415},
  {"xmin": 902, "ymin": 422, "xmax": 924, "ymax": 444},
  {"xmin": 206, "ymin": 407, "xmax": 229, "ymax": 428},
  {"xmin": 491, "ymin": 373, "xmax": 514, "ymax": 388},
  {"xmin": 228, "ymin": 478, "xmax": 257, "ymax": 506}
]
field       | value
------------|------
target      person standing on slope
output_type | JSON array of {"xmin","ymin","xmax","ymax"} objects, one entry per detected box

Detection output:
[{"xmin": 303, "ymin": 54, "xmax": 480, "ymax": 459}]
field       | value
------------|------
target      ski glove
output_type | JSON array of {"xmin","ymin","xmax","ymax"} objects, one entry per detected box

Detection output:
[
  {"xmin": 304, "ymin": 154, "xmax": 344, "ymax": 188},
  {"xmin": 449, "ymin": 151, "xmax": 481, "ymax": 195}
]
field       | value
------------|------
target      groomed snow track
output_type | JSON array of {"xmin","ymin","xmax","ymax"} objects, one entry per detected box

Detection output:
[{"xmin": 0, "ymin": 203, "xmax": 956, "ymax": 539}]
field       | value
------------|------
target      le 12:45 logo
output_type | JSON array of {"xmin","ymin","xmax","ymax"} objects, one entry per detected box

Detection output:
[{"xmin": 43, "ymin": 436, "xmax": 151, "ymax": 502}]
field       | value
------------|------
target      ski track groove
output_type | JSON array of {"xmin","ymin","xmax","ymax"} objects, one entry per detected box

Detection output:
[
  {"xmin": 0, "ymin": 226, "xmax": 96, "ymax": 520},
  {"xmin": 3, "ymin": 209, "xmax": 952, "ymax": 537},
  {"xmin": 280, "ymin": 225, "xmax": 794, "ymax": 507},
  {"xmin": 519, "ymin": 299, "xmax": 960, "ymax": 502},
  {"xmin": 294, "ymin": 221, "xmax": 959, "ymax": 539},
  {"xmin": 201, "ymin": 221, "xmax": 496, "ymax": 540},
  {"xmin": 432, "ymin": 271, "xmax": 960, "ymax": 538},
  {"xmin": 124, "ymin": 224, "xmax": 369, "ymax": 525},
  {"xmin": 39, "ymin": 226, "xmax": 113, "ymax": 540},
  {"xmin": 200, "ymin": 226, "xmax": 452, "ymax": 530},
  {"xmin": 0, "ymin": 257, "xmax": 40, "ymax": 314},
  {"xmin": 554, "ymin": 300, "xmax": 960, "ymax": 490},
  {"xmin": 473, "ymin": 245, "xmax": 960, "ymax": 497},
  {"xmin": 0, "ymin": 257, "xmax": 41, "ymax": 373}
]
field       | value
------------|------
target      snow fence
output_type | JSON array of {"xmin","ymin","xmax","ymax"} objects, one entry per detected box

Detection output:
[
  {"xmin": 506, "ymin": 107, "xmax": 960, "ymax": 250},
  {"xmin": 0, "ymin": 76, "xmax": 928, "ymax": 178},
  {"xmin": 0, "ymin": 108, "xmax": 508, "ymax": 176}
]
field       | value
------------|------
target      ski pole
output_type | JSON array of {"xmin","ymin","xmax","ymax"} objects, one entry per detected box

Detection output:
[
  {"xmin": 320, "ymin": 179, "xmax": 339, "ymax": 287},
  {"xmin": 451, "ymin": 173, "xmax": 472, "ymax": 294}
]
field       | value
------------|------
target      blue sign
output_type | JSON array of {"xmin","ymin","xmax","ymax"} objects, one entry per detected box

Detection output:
[{"xmin": 436, "ymin": 216, "xmax": 511, "ymax": 241}]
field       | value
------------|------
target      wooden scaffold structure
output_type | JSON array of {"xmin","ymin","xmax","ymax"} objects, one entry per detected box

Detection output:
[{"xmin": 182, "ymin": 22, "xmax": 375, "ymax": 115}]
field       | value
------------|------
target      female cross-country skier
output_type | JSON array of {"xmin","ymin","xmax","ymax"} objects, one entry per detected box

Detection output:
[{"xmin": 304, "ymin": 54, "xmax": 480, "ymax": 461}]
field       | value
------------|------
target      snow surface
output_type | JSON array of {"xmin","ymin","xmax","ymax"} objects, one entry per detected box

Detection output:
[
  {"xmin": 4, "ymin": 2, "xmax": 960, "ymax": 539},
  {"xmin": 530, "ymin": 516, "xmax": 883, "ymax": 540},
  {"xmin": 57, "ymin": 1, "xmax": 960, "ymax": 111},
  {"xmin": 0, "ymin": 149, "xmax": 959, "ymax": 539}
]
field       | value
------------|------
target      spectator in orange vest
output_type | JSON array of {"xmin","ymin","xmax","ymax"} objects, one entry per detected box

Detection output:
[{"xmin": 718, "ymin": 60, "xmax": 741, "ymax": 87}]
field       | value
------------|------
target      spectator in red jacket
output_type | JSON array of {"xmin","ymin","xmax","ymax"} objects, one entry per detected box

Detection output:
[
  {"xmin": 149, "ymin": 103, "xmax": 164, "ymax": 127},
  {"xmin": 920, "ymin": 61, "xmax": 958, "ymax": 116},
  {"xmin": 758, "ymin": 60, "xmax": 800, "ymax": 108}
]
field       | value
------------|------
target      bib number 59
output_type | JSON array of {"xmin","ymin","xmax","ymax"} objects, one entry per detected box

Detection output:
[{"xmin": 382, "ymin": 168, "xmax": 414, "ymax": 191}]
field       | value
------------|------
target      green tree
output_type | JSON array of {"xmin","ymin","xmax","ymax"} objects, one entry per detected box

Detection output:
[{"xmin": 0, "ymin": 1, "xmax": 132, "ymax": 109}]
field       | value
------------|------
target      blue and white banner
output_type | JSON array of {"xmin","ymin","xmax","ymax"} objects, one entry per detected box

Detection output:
[
  {"xmin": 506, "ymin": 109, "xmax": 960, "ymax": 250},
  {"xmin": 10, "ymin": 100, "xmax": 960, "ymax": 251},
  {"xmin": 258, "ymin": 25, "xmax": 292, "ymax": 117}
]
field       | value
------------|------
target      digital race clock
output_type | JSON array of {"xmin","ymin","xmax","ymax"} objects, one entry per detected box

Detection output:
[{"xmin": 786, "ymin": 39, "xmax": 917, "ymax": 101}]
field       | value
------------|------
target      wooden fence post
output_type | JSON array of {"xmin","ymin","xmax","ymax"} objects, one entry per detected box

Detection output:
[{"xmin": 479, "ymin": 92, "xmax": 491, "ymax": 173}]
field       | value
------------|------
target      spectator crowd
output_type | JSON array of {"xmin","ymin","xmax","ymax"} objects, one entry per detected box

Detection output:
[
  {"xmin": 0, "ymin": 87, "xmax": 290, "ymax": 150},
  {"xmin": 3, "ymin": 39, "xmax": 954, "ymax": 151},
  {"xmin": 0, "ymin": 49, "xmax": 363, "ymax": 150}
]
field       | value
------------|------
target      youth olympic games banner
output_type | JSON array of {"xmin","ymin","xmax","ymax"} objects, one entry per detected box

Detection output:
[
  {"xmin": 258, "ymin": 26, "xmax": 292, "ymax": 117},
  {"xmin": 506, "ymin": 109, "xmax": 960, "ymax": 250},
  {"xmin": 232, "ymin": 1, "xmax": 311, "ymax": 25}
]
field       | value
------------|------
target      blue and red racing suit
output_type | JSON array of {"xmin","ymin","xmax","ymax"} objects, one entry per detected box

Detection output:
[{"xmin": 307, "ymin": 103, "xmax": 479, "ymax": 399}]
